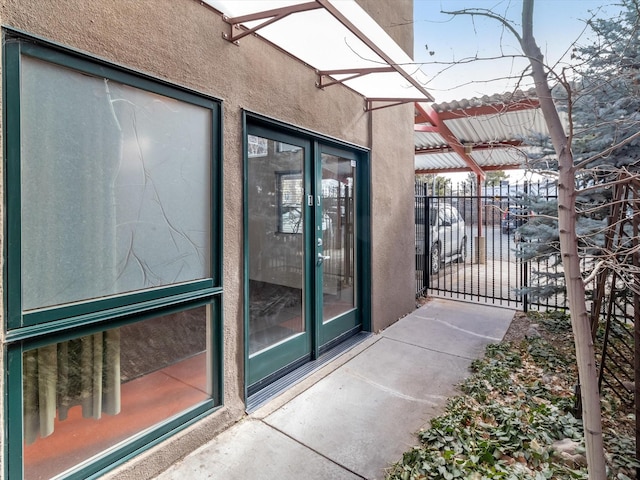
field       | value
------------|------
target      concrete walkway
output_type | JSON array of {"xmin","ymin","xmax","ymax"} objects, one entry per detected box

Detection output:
[{"xmin": 155, "ymin": 297, "xmax": 515, "ymax": 480}]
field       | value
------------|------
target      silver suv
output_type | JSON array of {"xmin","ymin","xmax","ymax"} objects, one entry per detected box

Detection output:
[{"xmin": 416, "ymin": 204, "xmax": 467, "ymax": 274}]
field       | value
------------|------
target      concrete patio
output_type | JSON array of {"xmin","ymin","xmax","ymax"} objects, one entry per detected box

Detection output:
[{"xmin": 155, "ymin": 297, "xmax": 515, "ymax": 480}]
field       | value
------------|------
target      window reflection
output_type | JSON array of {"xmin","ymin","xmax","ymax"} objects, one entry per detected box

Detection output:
[
  {"xmin": 23, "ymin": 306, "xmax": 211, "ymax": 480},
  {"xmin": 321, "ymin": 154, "xmax": 356, "ymax": 323},
  {"xmin": 248, "ymin": 137, "xmax": 305, "ymax": 355}
]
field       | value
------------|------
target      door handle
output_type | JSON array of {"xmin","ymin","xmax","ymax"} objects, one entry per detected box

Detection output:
[{"xmin": 317, "ymin": 253, "xmax": 331, "ymax": 265}]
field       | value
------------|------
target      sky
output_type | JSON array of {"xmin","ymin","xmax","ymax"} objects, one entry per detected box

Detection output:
[
  {"xmin": 413, "ymin": 0, "xmax": 623, "ymax": 103},
  {"xmin": 412, "ymin": 0, "xmax": 623, "ymax": 183}
]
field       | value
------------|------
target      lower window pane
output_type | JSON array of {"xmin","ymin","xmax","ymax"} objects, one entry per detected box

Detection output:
[{"xmin": 22, "ymin": 306, "xmax": 211, "ymax": 479}]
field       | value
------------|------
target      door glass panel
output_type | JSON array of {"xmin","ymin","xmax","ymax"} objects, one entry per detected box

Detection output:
[
  {"xmin": 248, "ymin": 136, "xmax": 305, "ymax": 355},
  {"xmin": 321, "ymin": 154, "xmax": 356, "ymax": 323}
]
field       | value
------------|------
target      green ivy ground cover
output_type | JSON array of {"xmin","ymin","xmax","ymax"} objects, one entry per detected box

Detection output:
[{"xmin": 387, "ymin": 313, "xmax": 638, "ymax": 480}]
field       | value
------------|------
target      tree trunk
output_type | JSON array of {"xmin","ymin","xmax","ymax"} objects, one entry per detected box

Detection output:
[{"xmin": 521, "ymin": 1, "xmax": 606, "ymax": 477}]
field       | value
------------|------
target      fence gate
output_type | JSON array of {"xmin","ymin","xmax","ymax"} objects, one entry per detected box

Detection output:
[{"xmin": 415, "ymin": 181, "xmax": 565, "ymax": 311}]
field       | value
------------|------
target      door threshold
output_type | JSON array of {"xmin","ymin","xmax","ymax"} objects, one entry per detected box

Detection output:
[{"xmin": 246, "ymin": 331, "xmax": 370, "ymax": 413}]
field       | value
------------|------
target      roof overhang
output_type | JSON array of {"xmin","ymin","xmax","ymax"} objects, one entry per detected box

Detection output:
[{"xmin": 203, "ymin": 0, "xmax": 434, "ymax": 109}]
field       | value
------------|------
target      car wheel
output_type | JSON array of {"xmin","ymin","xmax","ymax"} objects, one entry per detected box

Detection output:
[
  {"xmin": 457, "ymin": 237, "xmax": 467, "ymax": 263},
  {"xmin": 430, "ymin": 243, "xmax": 440, "ymax": 274}
]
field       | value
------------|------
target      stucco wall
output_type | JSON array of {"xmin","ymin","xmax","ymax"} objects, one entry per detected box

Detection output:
[
  {"xmin": 370, "ymin": 103, "xmax": 417, "ymax": 332},
  {"xmin": 357, "ymin": 0, "xmax": 417, "ymax": 331},
  {"xmin": 355, "ymin": 0, "xmax": 414, "ymax": 57},
  {"xmin": 0, "ymin": 0, "xmax": 417, "ymax": 477},
  {"xmin": 0, "ymin": 4, "xmax": 4, "ymax": 478}
]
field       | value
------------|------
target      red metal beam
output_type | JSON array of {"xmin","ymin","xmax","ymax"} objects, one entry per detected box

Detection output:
[
  {"xmin": 435, "ymin": 98, "xmax": 540, "ymax": 121},
  {"xmin": 414, "ymin": 124, "xmax": 439, "ymax": 133},
  {"xmin": 366, "ymin": 98, "xmax": 431, "ymax": 112},
  {"xmin": 414, "ymin": 109, "xmax": 432, "ymax": 125},
  {"xmin": 414, "ymin": 139, "xmax": 523, "ymax": 153},
  {"xmin": 415, "ymin": 102, "xmax": 485, "ymax": 180}
]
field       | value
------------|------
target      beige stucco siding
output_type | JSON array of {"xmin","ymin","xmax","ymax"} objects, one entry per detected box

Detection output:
[
  {"xmin": 0, "ymin": 0, "xmax": 417, "ymax": 477},
  {"xmin": 370, "ymin": 103, "xmax": 417, "ymax": 332},
  {"xmin": 355, "ymin": 0, "xmax": 414, "ymax": 57},
  {"xmin": 0, "ymin": 4, "xmax": 4, "ymax": 478}
]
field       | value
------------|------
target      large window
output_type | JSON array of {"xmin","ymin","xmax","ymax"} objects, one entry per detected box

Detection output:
[{"xmin": 4, "ymin": 32, "xmax": 222, "ymax": 479}]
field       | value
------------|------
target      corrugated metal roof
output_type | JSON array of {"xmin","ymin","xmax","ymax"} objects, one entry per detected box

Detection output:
[
  {"xmin": 415, "ymin": 89, "xmax": 566, "ymax": 174},
  {"xmin": 431, "ymin": 89, "xmax": 539, "ymax": 113},
  {"xmin": 415, "ymin": 151, "xmax": 467, "ymax": 171},
  {"xmin": 414, "ymin": 130, "xmax": 447, "ymax": 151},
  {"xmin": 443, "ymin": 109, "xmax": 548, "ymax": 144},
  {"xmin": 415, "ymin": 148, "xmax": 529, "ymax": 173}
]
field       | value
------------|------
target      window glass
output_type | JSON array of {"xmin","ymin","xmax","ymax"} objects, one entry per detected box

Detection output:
[
  {"xmin": 22, "ymin": 305, "xmax": 212, "ymax": 480},
  {"xmin": 20, "ymin": 57, "xmax": 212, "ymax": 311},
  {"xmin": 247, "ymin": 137, "xmax": 305, "ymax": 355},
  {"xmin": 321, "ymin": 153, "xmax": 356, "ymax": 323},
  {"xmin": 6, "ymin": 38, "xmax": 221, "ymax": 480},
  {"xmin": 277, "ymin": 172, "xmax": 304, "ymax": 234}
]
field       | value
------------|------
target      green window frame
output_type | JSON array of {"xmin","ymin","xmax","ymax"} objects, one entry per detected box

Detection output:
[{"xmin": 3, "ymin": 29, "xmax": 223, "ymax": 479}]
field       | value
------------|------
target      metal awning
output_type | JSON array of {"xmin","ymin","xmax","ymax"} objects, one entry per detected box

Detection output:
[
  {"xmin": 414, "ymin": 90, "xmax": 564, "ymax": 179},
  {"xmin": 203, "ymin": 0, "xmax": 434, "ymax": 109}
]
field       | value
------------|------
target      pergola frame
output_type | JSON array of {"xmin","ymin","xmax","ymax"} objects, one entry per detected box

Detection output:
[{"xmin": 414, "ymin": 94, "xmax": 544, "ymax": 240}]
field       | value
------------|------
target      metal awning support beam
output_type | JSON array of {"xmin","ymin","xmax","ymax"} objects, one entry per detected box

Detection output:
[
  {"xmin": 221, "ymin": 2, "xmax": 323, "ymax": 44},
  {"xmin": 414, "ymin": 138, "xmax": 523, "ymax": 153},
  {"xmin": 316, "ymin": 0, "xmax": 434, "ymax": 102},
  {"xmin": 316, "ymin": 67, "xmax": 395, "ymax": 89},
  {"xmin": 414, "ymin": 124, "xmax": 439, "ymax": 133},
  {"xmin": 366, "ymin": 97, "xmax": 430, "ymax": 112},
  {"xmin": 218, "ymin": 1, "xmax": 433, "ymax": 103},
  {"xmin": 415, "ymin": 102, "xmax": 485, "ymax": 181}
]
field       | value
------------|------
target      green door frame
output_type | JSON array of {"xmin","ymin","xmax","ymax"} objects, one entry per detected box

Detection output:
[
  {"xmin": 243, "ymin": 112, "xmax": 371, "ymax": 398},
  {"xmin": 316, "ymin": 143, "xmax": 362, "ymax": 351},
  {"xmin": 244, "ymin": 123, "xmax": 313, "ymax": 390}
]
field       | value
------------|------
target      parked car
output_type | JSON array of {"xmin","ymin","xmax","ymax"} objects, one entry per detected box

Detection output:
[
  {"xmin": 501, "ymin": 206, "xmax": 529, "ymax": 234},
  {"xmin": 416, "ymin": 204, "xmax": 467, "ymax": 274}
]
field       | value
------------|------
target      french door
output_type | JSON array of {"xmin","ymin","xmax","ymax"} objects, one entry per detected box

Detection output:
[{"xmin": 245, "ymin": 122, "xmax": 363, "ymax": 392}]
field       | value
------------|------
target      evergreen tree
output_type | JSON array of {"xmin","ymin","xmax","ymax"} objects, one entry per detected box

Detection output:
[
  {"xmin": 415, "ymin": 174, "xmax": 452, "ymax": 195},
  {"xmin": 484, "ymin": 170, "xmax": 509, "ymax": 187},
  {"xmin": 572, "ymin": 0, "xmax": 640, "ymax": 171},
  {"xmin": 518, "ymin": 6, "xmax": 640, "ymax": 473},
  {"xmin": 520, "ymin": 0, "xmax": 640, "ymax": 302},
  {"xmin": 445, "ymin": 2, "xmax": 640, "ymax": 475}
]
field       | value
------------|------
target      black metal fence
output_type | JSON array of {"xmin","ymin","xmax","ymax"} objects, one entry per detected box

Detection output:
[{"xmin": 415, "ymin": 180, "xmax": 566, "ymax": 311}]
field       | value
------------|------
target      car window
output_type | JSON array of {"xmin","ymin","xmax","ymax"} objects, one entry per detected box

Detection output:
[{"xmin": 439, "ymin": 209, "xmax": 448, "ymax": 225}]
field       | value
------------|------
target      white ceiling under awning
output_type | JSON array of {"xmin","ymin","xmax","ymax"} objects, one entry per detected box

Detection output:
[{"xmin": 203, "ymin": 0, "xmax": 433, "ymax": 103}]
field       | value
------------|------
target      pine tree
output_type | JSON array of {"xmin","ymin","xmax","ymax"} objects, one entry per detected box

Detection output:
[{"xmin": 520, "ymin": 0, "xmax": 640, "ymax": 301}]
